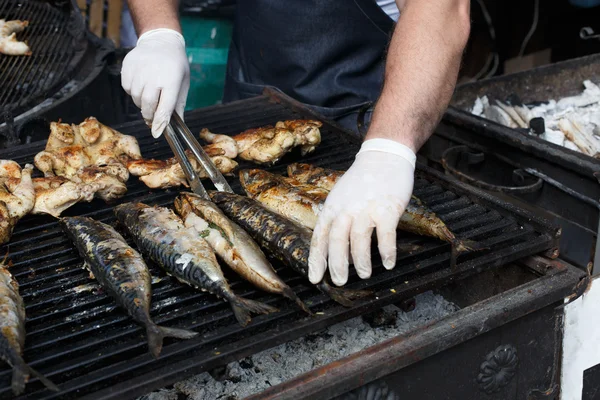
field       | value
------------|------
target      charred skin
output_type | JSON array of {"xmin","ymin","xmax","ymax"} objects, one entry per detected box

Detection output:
[
  {"xmin": 175, "ymin": 193, "xmax": 311, "ymax": 315},
  {"xmin": 114, "ymin": 203, "xmax": 277, "ymax": 326},
  {"xmin": 210, "ymin": 191, "xmax": 371, "ymax": 307},
  {"xmin": 0, "ymin": 264, "xmax": 59, "ymax": 395},
  {"xmin": 286, "ymin": 163, "xmax": 344, "ymax": 191},
  {"xmin": 60, "ymin": 217, "xmax": 197, "ymax": 358}
]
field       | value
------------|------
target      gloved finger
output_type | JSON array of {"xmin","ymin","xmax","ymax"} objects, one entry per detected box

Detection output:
[
  {"xmin": 308, "ymin": 211, "xmax": 334, "ymax": 284},
  {"xmin": 372, "ymin": 206, "xmax": 400, "ymax": 270},
  {"xmin": 129, "ymin": 74, "xmax": 145, "ymax": 110},
  {"xmin": 350, "ymin": 214, "xmax": 375, "ymax": 279},
  {"xmin": 175, "ymin": 67, "xmax": 191, "ymax": 121},
  {"xmin": 120, "ymin": 56, "xmax": 134, "ymax": 94},
  {"xmin": 328, "ymin": 214, "xmax": 352, "ymax": 286},
  {"xmin": 152, "ymin": 85, "xmax": 179, "ymax": 139},
  {"xmin": 140, "ymin": 86, "xmax": 161, "ymax": 123}
]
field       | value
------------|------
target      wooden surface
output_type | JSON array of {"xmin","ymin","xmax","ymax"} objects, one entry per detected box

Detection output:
[{"xmin": 76, "ymin": 0, "xmax": 123, "ymax": 47}]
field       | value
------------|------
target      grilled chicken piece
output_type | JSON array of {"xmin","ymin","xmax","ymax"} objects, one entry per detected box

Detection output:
[
  {"xmin": 0, "ymin": 162, "xmax": 35, "ymax": 244},
  {"xmin": 127, "ymin": 151, "xmax": 238, "ymax": 189},
  {"xmin": 75, "ymin": 166, "xmax": 128, "ymax": 201},
  {"xmin": 34, "ymin": 117, "xmax": 141, "ymax": 179},
  {"xmin": 229, "ymin": 120, "xmax": 322, "ymax": 165},
  {"xmin": 32, "ymin": 176, "xmax": 95, "ymax": 217},
  {"xmin": 199, "ymin": 128, "xmax": 239, "ymax": 158},
  {"xmin": 0, "ymin": 19, "xmax": 30, "ymax": 56}
]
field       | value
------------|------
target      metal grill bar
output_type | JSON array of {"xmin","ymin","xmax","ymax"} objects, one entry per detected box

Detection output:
[{"xmin": 0, "ymin": 93, "xmax": 558, "ymax": 399}]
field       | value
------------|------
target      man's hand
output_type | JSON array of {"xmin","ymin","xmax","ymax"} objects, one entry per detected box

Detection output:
[
  {"xmin": 308, "ymin": 139, "xmax": 416, "ymax": 286},
  {"xmin": 308, "ymin": 0, "xmax": 470, "ymax": 286},
  {"xmin": 121, "ymin": 28, "xmax": 190, "ymax": 138}
]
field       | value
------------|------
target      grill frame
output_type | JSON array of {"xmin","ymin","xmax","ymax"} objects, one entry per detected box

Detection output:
[
  {"xmin": 0, "ymin": 0, "xmax": 88, "ymax": 130},
  {"xmin": 0, "ymin": 90, "xmax": 559, "ymax": 399}
]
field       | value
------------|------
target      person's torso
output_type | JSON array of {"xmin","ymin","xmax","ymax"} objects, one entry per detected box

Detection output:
[{"xmin": 224, "ymin": 0, "xmax": 396, "ymax": 111}]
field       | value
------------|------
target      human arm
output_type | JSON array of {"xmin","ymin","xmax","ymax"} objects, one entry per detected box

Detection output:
[
  {"xmin": 308, "ymin": 0, "xmax": 471, "ymax": 286},
  {"xmin": 121, "ymin": 0, "xmax": 190, "ymax": 138}
]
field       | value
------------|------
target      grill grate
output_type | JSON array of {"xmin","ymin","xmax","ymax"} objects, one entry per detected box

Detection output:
[
  {"xmin": 0, "ymin": 92, "xmax": 558, "ymax": 399},
  {"xmin": 0, "ymin": 0, "xmax": 85, "ymax": 122}
]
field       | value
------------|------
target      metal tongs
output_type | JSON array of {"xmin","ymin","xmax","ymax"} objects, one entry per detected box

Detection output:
[{"xmin": 163, "ymin": 112, "xmax": 234, "ymax": 200}]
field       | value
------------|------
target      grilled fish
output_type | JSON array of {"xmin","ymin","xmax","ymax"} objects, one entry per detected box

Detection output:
[
  {"xmin": 60, "ymin": 217, "xmax": 198, "ymax": 358},
  {"xmin": 289, "ymin": 163, "xmax": 481, "ymax": 266},
  {"xmin": 286, "ymin": 163, "xmax": 344, "ymax": 191},
  {"xmin": 239, "ymin": 169, "xmax": 328, "ymax": 230},
  {"xmin": 0, "ymin": 262, "xmax": 59, "ymax": 395},
  {"xmin": 175, "ymin": 193, "xmax": 311, "ymax": 314},
  {"xmin": 398, "ymin": 196, "xmax": 481, "ymax": 268},
  {"xmin": 114, "ymin": 203, "xmax": 277, "ymax": 326},
  {"xmin": 210, "ymin": 191, "xmax": 371, "ymax": 307}
]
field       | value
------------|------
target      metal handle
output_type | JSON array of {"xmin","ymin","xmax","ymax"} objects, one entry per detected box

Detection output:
[
  {"xmin": 441, "ymin": 145, "xmax": 544, "ymax": 194},
  {"xmin": 164, "ymin": 125, "xmax": 210, "ymax": 199},
  {"xmin": 170, "ymin": 112, "xmax": 234, "ymax": 194}
]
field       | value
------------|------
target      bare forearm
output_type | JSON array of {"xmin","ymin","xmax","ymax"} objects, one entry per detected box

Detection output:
[
  {"xmin": 366, "ymin": 0, "xmax": 470, "ymax": 152},
  {"xmin": 127, "ymin": 0, "xmax": 181, "ymax": 35}
]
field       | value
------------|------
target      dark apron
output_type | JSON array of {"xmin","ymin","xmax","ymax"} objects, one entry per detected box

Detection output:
[{"xmin": 222, "ymin": 0, "xmax": 395, "ymax": 136}]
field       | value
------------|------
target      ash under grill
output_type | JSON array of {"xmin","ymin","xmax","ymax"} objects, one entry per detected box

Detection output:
[
  {"xmin": 0, "ymin": 0, "xmax": 86, "ymax": 125},
  {"xmin": 0, "ymin": 92, "xmax": 558, "ymax": 399}
]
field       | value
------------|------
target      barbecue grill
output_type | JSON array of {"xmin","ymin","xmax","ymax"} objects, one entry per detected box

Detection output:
[
  {"xmin": 0, "ymin": 90, "xmax": 580, "ymax": 399},
  {"xmin": 419, "ymin": 54, "xmax": 600, "ymax": 272},
  {"xmin": 0, "ymin": 0, "xmax": 126, "ymax": 147}
]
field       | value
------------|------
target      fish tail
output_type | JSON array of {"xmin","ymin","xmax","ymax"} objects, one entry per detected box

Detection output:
[
  {"xmin": 450, "ymin": 239, "xmax": 485, "ymax": 269},
  {"xmin": 281, "ymin": 286, "xmax": 313, "ymax": 316},
  {"xmin": 146, "ymin": 324, "xmax": 198, "ymax": 358},
  {"xmin": 230, "ymin": 297, "xmax": 279, "ymax": 327},
  {"xmin": 455, "ymin": 239, "xmax": 485, "ymax": 253},
  {"xmin": 318, "ymin": 281, "xmax": 372, "ymax": 308},
  {"xmin": 11, "ymin": 357, "xmax": 28, "ymax": 395}
]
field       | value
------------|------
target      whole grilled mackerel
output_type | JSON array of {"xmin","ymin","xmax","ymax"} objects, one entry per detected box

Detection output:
[
  {"xmin": 0, "ymin": 263, "xmax": 59, "ymax": 395},
  {"xmin": 210, "ymin": 191, "xmax": 371, "ymax": 307},
  {"xmin": 60, "ymin": 216, "xmax": 198, "ymax": 358},
  {"xmin": 288, "ymin": 163, "xmax": 482, "ymax": 267},
  {"xmin": 175, "ymin": 193, "xmax": 311, "ymax": 314},
  {"xmin": 114, "ymin": 203, "xmax": 278, "ymax": 327}
]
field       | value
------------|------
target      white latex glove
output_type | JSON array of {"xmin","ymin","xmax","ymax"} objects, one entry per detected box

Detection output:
[
  {"xmin": 308, "ymin": 138, "xmax": 416, "ymax": 286},
  {"xmin": 121, "ymin": 28, "xmax": 190, "ymax": 138}
]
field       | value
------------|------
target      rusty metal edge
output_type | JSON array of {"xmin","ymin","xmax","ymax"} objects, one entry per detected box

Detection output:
[{"xmin": 246, "ymin": 260, "xmax": 585, "ymax": 400}]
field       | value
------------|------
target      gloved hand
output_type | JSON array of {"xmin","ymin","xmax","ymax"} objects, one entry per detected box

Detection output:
[
  {"xmin": 308, "ymin": 138, "xmax": 416, "ymax": 286},
  {"xmin": 121, "ymin": 28, "xmax": 190, "ymax": 138}
]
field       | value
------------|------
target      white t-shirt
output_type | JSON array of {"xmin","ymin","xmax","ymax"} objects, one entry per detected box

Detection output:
[{"xmin": 376, "ymin": 0, "xmax": 400, "ymax": 21}]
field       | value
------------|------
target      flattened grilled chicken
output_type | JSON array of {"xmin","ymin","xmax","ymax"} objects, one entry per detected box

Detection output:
[
  {"xmin": 31, "ymin": 118, "xmax": 140, "ymax": 215},
  {"xmin": 0, "ymin": 162, "xmax": 35, "ymax": 244},
  {"xmin": 199, "ymin": 129, "xmax": 239, "ymax": 158},
  {"xmin": 34, "ymin": 117, "xmax": 141, "ymax": 178},
  {"xmin": 127, "ymin": 150, "xmax": 238, "ymax": 189},
  {"xmin": 0, "ymin": 19, "xmax": 30, "ymax": 56},
  {"xmin": 225, "ymin": 120, "xmax": 322, "ymax": 165}
]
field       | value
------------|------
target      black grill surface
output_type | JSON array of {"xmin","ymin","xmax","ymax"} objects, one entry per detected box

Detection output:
[
  {"xmin": 0, "ymin": 0, "xmax": 86, "ymax": 123},
  {"xmin": 0, "ymin": 92, "xmax": 558, "ymax": 399}
]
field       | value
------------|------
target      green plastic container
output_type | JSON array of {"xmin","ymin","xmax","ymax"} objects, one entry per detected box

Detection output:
[{"xmin": 181, "ymin": 16, "xmax": 232, "ymax": 110}]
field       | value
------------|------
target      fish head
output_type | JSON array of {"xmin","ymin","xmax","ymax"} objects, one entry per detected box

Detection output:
[
  {"xmin": 239, "ymin": 169, "xmax": 281, "ymax": 198},
  {"xmin": 113, "ymin": 202, "xmax": 148, "ymax": 222}
]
